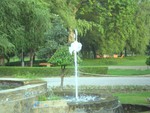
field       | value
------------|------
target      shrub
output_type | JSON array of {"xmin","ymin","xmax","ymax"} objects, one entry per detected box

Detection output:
[
  {"xmin": 0, "ymin": 66, "xmax": 108, "ymax": 77},
  {"xmin": 146, "ymin": 57, "xmax": 150, "ymax": 66},
  {"xmin": 0, "ymin": 67, "xmax": 65, "ymax": 77}
]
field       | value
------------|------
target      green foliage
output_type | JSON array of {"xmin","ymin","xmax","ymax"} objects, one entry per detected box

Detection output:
[
  {"xmin": 78, "ymin": 0, "xmax": 150, "ymax": 56},
  {"xmin": 0, "ymin": 0, "xmax": 19, "ymax": 54},
  {"xmin": 0, "ymin": 37, "xmax": 15, "ymax": 54},
  {"xmin": 38, "ymin": 95, "xmax": 47, "ymax": 101},
  {"xmin": 0, "ymin": 0, "xmax": 51, "ymax": 66},
  {"xmin": 1, "ymin": 0, "xmax": 150, "ymax": 62},
  {"xmin": 50, "ymin": 0, "xmax": 92, "ymax": 35},
  {"xmin": 47, "ymin": 95, "xmax": 62, "ymax": 100},
  {"xmin": 48, "ymin": 46, "xmax": 74, "ymax": 66},
  {"xmin": 37, "ymin": 15, "xmax": 68, "ymax": 59},
  {"xmin": 146, "ymin": 57, "xmax": 150, "ymax": 66},
  {"xmin": 126, "ymin": 0, "xmax": 150, "ymax": 54},
  {"xmin": 79, "ymin": 0, "xmax": 138, "ymax": 55}
]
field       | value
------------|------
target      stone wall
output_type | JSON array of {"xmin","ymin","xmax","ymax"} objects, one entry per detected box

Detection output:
[
  {"xmin": 0, "ymin": 80, "xmax": 47, "ymax": 113},
  {"xmin": 32, "ymin": 100, "xmax": 69, "ymax": 113},
  {"xmin": 31, "ymin": 99, "xmax": 124, "ymax": 113}
]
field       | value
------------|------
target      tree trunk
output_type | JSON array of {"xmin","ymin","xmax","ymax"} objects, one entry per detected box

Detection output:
[
  {"xmin": 68, "ymin": 28, "xmax": 75, "ymax": 43},
  {"xmin": 21, "ymin": 48, "xmax": 24, "ymax": 67},
  {"xmin": 29, "ymin": 49, "xmax": 35, "ymax": 67},
  {"xmin": 124, "ymin": 47, "xmax": 127, "ymax": 57},
  {"xmin": 0, "ymin": 49, "xmax": 5, "ymax": 66},
  {"xmin": 0, "ymin": 55, "xmax": 5, "ymax": 66},
  {"xmin": 60, "ymin": 65, "xmax": 66, "ymax": 90},
  {"xmin": 92, "ymin": 46, "xmax": 96, "ymax": 59},
  {"xmin": 5, "ymin": 54, "xmax": 10, "ymax": 64},
  {"xmin": 120, "ymin": 52, "xmax": 123, "ymax": 57}
]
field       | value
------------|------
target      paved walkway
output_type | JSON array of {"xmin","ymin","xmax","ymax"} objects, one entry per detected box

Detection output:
[
  {"xmin": 108, "ymin": 66, "xmax": 148, "ymax": 70},
  {"xmin": 42, "ymin": 76, "xmax": 150, "ymax": 87},
  {"xmin": 0, "ymin": 76, "xmax": 150, "ymax": 87}
]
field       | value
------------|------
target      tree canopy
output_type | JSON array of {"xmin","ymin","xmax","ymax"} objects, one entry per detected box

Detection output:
[{"xmin": 1, "ymin": 0, "xmax": 150, "ymax": 66}]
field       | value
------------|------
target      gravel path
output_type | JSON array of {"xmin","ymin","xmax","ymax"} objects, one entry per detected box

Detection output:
[{"xmin": 42, "ymin": 76, "xmax": 150, "ymax": 87}]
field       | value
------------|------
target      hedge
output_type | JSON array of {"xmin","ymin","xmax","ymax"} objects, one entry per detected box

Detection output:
[{"xmin": 0, "ymin": 66, "xmax": 108, "ymax": 77}]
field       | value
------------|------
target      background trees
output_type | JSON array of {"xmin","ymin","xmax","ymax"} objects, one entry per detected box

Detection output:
[
  {"xmin": 79, "ymin": 0, "xmax": 145, "ymax": 57},
  {"xmin": 0, "ymin": 0, "xmax": 21, "ymax": 65},
  {"xmin": 126, "ymin": 0, "xmax": 150, "ymax": 55},
  {"xmin": 18, "ymin": 0, "xmax": 51, "ymax": 66},
  {"xmin": 0, "ymin": 0, "xmax": 51, "ymax": 66},
  {"xmin": 37, "ymin": 15, "xmax": 68, "ymax": 60},
  {"xmin": 0, "ymin": 0, "xmax": 150, "ymax": 66}
]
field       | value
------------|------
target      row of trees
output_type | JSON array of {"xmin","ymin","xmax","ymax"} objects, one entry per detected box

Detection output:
[
  {"xmin": 0, "ymin": 0, "xmax": 150, "ymax": 66},
  {"xmin": 80, "ymin": 0, "xmax": 150, "ymax": 58}
]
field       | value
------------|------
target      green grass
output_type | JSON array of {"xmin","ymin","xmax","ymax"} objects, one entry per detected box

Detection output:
[
  {"xmin": 113, "ymin": 92, "xmax": 150, "ymax": 105},
  {"xmin": 81, "ymin": 56, "xmax": 148, "ymax": 66},
  {"xmin": 108, "ymin": 69, "xmax": 150, "ymax": 76},
  {"xmin": 8, "ymin": 55, "xmax": 148, "ymax": 66}
]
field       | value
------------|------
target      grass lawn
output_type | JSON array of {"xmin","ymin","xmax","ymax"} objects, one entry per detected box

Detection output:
[
  {"xmin": 113, "ymin": 92, "xmax": 150, "ymax": 105},
  {"xmin": 108, "ymin": 69, "xmax": 150, "ymax": 76},
  {"xmin": 9, "ymin": 55, "xmax": 148, "ymax": 67},
  {"xmin": 81, "ymin": 56, "xmax": 148, "ymax": 66}
]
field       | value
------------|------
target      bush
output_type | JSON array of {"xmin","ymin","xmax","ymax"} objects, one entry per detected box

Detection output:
[
  {"xmin": 0, "ymin": 66, "xmax": 108, "ymax": 77},
  {"xmin": 146, "ymin": 57, "xmax": 150, "ymax": 66},
  {"xmin": 0, "ymin": 67, "xmax": 64, "ymax": 77}
]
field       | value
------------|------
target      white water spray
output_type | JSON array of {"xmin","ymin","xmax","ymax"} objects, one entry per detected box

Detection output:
[{"xmin": 69, "ymin": 29, "xmax": 82, "ymax": 100}]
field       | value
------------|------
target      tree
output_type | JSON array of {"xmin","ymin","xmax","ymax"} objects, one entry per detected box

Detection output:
[
  {"xmin": 48, "ymin": 0, "xmax": 93, "ymax": 43},
  {"xmin": 78, "ymin": 0, "xmax": 137, "ymax": 57},
  {"xmin": 0, "ymin": 0, "xmax": 51, "ymax": 66},
  {"xmin": 126, "ymin": 0, "xmax": 150, "ymax": 55},
  {"xmin": 17, "ymin": 0, "xmax": 51, "ymax": 66},
  {"xmin": 48, "ymin": 46, "xmax": 73, "ymax": 89},
  {"xmin": 37, "ymin": 15, "xmax": 68, "ymax": 60},
  {"xmin": 146, "ymin": 42, "xmax": 150, "ymax": 55},
  {"xmin": 0, "ymin": 0, "xmax": 21, "ymax": 65},
  {"xmin": 0, "ymin": 37, "xmax": 14, "ymax": 65},
  {"xmin": 146, "ymin": 57, "xmax": 150, "ymax": 68}
]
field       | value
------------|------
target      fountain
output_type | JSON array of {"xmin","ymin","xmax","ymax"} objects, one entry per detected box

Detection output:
[
  {"xmin": 69, "ymin": 29, "xmax": 82, "ymax": 100},
  {"xmin": 31, "ymin": 29, "xmax": 150, "ymax": 113},
  {"xmin": 68, "ymin": 29, "xmax": 124, "ymax": 113}
]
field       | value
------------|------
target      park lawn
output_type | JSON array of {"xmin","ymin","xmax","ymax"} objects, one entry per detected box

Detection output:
[
  {"xmin": 9, "ymin": 55, "xmax": 148, "ymax": 67},
  {"xmin": 107, "ymin": 69, "xmax": 150, "ymax": 76},
  {"xmin": 113, "ymin": 92, "xmax": 150, "ymax": 105},
  {"xmin": 81, "ymin": 56, "xmax": 148, "ymax": 66}
]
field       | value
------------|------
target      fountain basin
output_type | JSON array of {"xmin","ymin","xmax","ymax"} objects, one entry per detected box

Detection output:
[
  {"xmin": 32, "ymin": 91, "xmax": 124, "ymax": 113},
  {"xmin": 123, "ymin": 104, "xmax": 150, "ymax": 113},
  {"xmin": 0, "ymin": 79, "xmax": 47, "ymax": 113}
]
